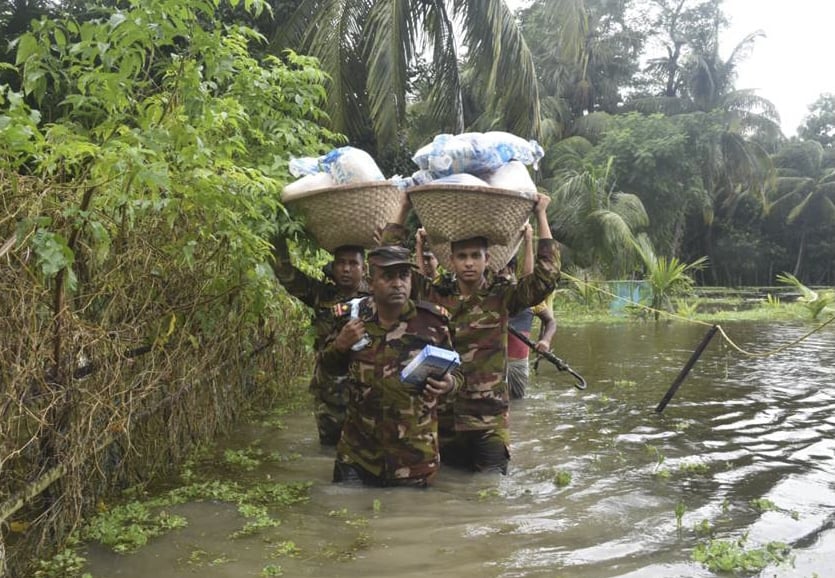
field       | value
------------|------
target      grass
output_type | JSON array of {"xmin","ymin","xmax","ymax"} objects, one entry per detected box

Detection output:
[{"xmin": 552, "ymin": 291, "xmax": 814, "ymax": 326}]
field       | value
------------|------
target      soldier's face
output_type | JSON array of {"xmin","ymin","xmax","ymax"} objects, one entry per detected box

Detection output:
[
  {"xmin": 450, "ymin": 241, "xmax": 488, "ymax": 282},
  {"xmin": 423, "ymin": 253, "xmax": 439, "ymax": 276},
  {"xmin": 333, "ymin": 249, "xmax": 364, "ymax": 291},
  {"xmin": 371, "ymin": 266, "xmax": 412, "ymax": 307}
]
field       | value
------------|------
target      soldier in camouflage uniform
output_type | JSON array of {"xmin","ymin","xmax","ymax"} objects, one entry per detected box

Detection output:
[
  {"xmin": 383, "ymin": 193, "xmax": 560, "ymax": 474},
  {"xmin": 321, "ymin": 245, "xmax": 461, "ymax": 487},
  {"xmin": 270, "ymin": 237, "xmax": 370, "ymax": 445}
]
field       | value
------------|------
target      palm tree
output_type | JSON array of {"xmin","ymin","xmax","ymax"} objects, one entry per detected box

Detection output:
[
  {"xmin": 519, "ymin": 0, "xmax": 644, "ymax": 145},
  {"xmin": 629, "ymin": 9, "xmax": 780, "ymax": 282},
  {"xmin": 547, "ymin": 154, "xmax": 650, "ymax": 277},
  {"xmin": 274, "ymin": 0, "xmax": 541, "ymax": 158},
  {"xmin": 776, "ymin": 272, "xmax": 835, "ymax": 321},
  {"xmin": 767, "ymin": 140, "xmax": 835, "ymax": 277},
  {"xmin": 632, "ymin": 235, "xmax": 708, "ymax": 320}
]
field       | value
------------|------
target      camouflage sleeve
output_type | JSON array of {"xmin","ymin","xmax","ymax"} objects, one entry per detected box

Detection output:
[
  {"xmin": 319, "ymin": 328, "xmax": 351, "ymax": 375},
  {"xmin": 440, "ymin": 318, "xmax": 463, "ymax": 395},
  {"xmin": 270, "ymin": 237, "xmax": 329, "ymax": 308},
  {"xmin": 505, "ymin": 238, "xmax": 561, "ymax": 316}
]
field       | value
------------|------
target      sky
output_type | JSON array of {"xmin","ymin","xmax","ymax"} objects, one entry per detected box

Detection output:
[
  {"xmin": 506, "ymin": 0, "xmax": 835, "ymax": 137},
  {"xmin": 721, "ymin": 0, "xmax": 835, "ymax": 136}
]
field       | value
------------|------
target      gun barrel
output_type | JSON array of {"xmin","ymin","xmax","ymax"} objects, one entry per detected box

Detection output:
[{"xmin": 507, "ymin": 325, "xmax": 587, "ymax": 390}]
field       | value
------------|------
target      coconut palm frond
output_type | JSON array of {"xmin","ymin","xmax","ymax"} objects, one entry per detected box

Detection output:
[
  {"xmin": 462, "ymin": 0, "xmax": 540, "ymax": 139},
  {"xmin": 610, "ymin": 192, "xmax": 650, "ymax": 230},
  {"xmin": 420, "ymin": 0, "xmax": 463, "ymax": 134},
  {"xmin": 364, "ymin": 0, "xmax": 415, "ymax": 145}
]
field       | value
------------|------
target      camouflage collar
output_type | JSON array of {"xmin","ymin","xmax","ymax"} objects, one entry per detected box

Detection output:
[{"xmin": 364, "ymin": 298, "xmax": 416, "ymax": 327}]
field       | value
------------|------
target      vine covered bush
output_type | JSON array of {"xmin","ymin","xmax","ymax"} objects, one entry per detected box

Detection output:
[{"xmin": 0, "ymin": 0, "xmax": 336, "ymax": 574}]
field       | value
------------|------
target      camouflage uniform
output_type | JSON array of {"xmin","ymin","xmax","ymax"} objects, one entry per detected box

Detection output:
[
  {"xmin": 271, "ymin": 240, "xmax": 370, "ymax": 445},
  {"xmin": 382, "ymin": 225, "xmax": 561, "ymax": 472},
  {"xmin": 321, "ymin": 297, "xmax": 462, "ymax": 486}
]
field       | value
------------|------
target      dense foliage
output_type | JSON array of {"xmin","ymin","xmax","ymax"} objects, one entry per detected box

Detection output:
[{"xmin": 1, "ymin": 0, "xmax": 336, "ymax": 573}]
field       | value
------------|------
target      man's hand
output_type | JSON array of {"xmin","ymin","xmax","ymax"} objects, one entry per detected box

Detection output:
[
  {"xmin": 523, "ymin": 222, "xmax": 533, "ymax": 243},
  {"xmin": 334, "ymin": 318, "xmax": 366, "ymax": 352},
  {"xmin": 424, "ymin": 373, "xmax": 454, "ymax": 397},
  {"xmin": 534, "ymin": 192, "xmax": 553, "ymax": 240},
  {"xmin": 416, "ymin": 227, "xmax": 428, "ymax": 248},
  {"xmin": 534, "ymin": 339, "xmax": 550, "ymax": 353},
  {"xmin": 534, "ymin": 192, "xmax": 551, "ymax": 214}
]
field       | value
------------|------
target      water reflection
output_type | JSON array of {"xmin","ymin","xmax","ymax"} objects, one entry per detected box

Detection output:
[{"xmin": 85, "ymin": 321, "xmax": 835, "ymax": 577}]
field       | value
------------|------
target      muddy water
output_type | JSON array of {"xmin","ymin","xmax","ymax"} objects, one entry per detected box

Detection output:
[{"xmin": 85, "ymin": 321, "xmax": 835, "ymax": 577}]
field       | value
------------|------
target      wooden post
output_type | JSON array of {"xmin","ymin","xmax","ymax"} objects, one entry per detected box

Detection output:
[{"xmin": 655, "ymin": 324, "xmax": 719, "ymax": 413}]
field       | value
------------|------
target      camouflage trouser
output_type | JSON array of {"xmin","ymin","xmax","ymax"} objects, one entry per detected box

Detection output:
[
  {"xmin": 311, "ymin": 369, "xmax": 348, "ymax": 446},
  {"xmin": 439, "ymin": 427, "xmax": 510, "ymax": 474},
  {"xmin": 507, "ymin": 358, "xmax": 529, "ymax": 400},
  {"xmin": 332, "ymin": 461, "xmax": 433, "ymax": 488},
  {"xmin": 314, "ymin": 398, "xmax": 346, "ymax": 446}
]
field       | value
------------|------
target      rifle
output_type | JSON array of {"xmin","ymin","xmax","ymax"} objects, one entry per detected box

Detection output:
[{"xmin": 508, "ymin": 325, "xmax": 587, "ymax": 390}]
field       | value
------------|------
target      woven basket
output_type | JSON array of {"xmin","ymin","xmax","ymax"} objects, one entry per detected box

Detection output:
[
  {"xmin": 408, "ymin": 184, "xmax": 536, "ymax": 246},
  {"xmin": 409, "ymin": 183, "xmax": 535, "ymax": 271},
  {"xmin": 283, "ymin": 181, "xmax": 401, "ymax": 251}
]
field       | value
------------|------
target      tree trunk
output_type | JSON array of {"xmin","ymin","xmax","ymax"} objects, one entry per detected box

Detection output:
[{"xmin": 792, "ymin": 230, "xmax": 806, "ymax": 278}]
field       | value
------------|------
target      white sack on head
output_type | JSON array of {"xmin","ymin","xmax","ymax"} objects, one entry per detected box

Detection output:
[
  {"xmin": 484, "ymin": 161, "xmax": 537, "ymax": 193},
  {"xmin": 412, "ymin": 132, "xmax": 545, "ymax": 178},
  {"xmin": 280, "ymin": 172, "xmax": 336, "ymax": 201},
  {"xmin": 321, "ymin": 146, "xmax": 385, "ymax": 184}
]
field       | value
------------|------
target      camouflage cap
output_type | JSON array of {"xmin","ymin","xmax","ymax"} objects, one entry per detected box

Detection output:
[{"xmin": 367, "ymin": 245, "xmax": 416, "ymax": 268}]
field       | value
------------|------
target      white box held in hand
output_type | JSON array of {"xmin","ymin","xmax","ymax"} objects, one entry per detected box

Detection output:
[{"xmin": 400, "ymin": 345, "xmax": 461, "ymax": 388}]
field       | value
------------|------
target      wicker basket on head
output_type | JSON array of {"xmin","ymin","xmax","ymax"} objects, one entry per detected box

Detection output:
[
  {"xmin": 408, "ymin": 184, "xmax": 536, "ymax": 246},
  {"xmin": 283, "ymin": 181, "xmax": 401, "ymax": 251},
  {"xmin": 408, "ymin": 183, "xmax": 535, "ymax": 271}
]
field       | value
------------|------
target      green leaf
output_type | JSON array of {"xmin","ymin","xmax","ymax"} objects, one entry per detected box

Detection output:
[
  {"xmin": 54, "ymin": 28, "xmax": 67, "ymax": 48},
  {"xmin": 14, "ymin": 33, "xmax": 39, "ymax": 65},
  {"xmin": 31, "ymin": 229, "xmax": 74, "ymax": 278}
]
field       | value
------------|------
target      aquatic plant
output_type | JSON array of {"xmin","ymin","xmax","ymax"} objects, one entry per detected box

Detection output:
[
  {"xmin": 675, "ymin": 502, "xmax": 686, "ymax": 533},
  {"xmin": 82, "ymin": 503, "xmax": 187, "ymax": 553},
  {"xmin": 261, "ymin": 563, "xmax": 284, "ymax": 577},
  {"xmin": 678, "ymin": 462, "xmax": 710, "ymax": 475},
  {"xmin": 269, "ymin": 541, "xmax": 301, "ymax": 559},
  {"xmin": 224, "ymin": 448, "xmax": 265, "ymax": 471},
  {"xmin": 692, "ymin": 533, "xmax": 792, "ymax": 573},
  {"xmin": 694, "ymin": 519, "xmax": 712, "ymax": 537},
  {"xmin": 231, "ymin": 504, "xmax": 281, "ymax": 538},
  {"xmin": 749, "ymin": 498, "xmax": 778, "ymax": 513},
  {"xmin": 33, "ymin": 546, "xmax": 89, "ymax": 578},
  {"xmin": 553, "ymin": 470, "xmax": 573, "ymax": 487}
]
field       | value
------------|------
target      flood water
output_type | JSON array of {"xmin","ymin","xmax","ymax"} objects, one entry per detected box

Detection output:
[{"xmin": 84, "ymin": 320, "xmax": 835, "ymax": 577}]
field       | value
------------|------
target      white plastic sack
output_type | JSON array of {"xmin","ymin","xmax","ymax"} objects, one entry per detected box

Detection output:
[
  {"xmin": 483, "ymin": 161, "xmax": 537, "ymax": 193},
  {"xmin": 288, "ymin": 146, "xmax": 385, "ymax": 184},
  {"xmin": 411, "ymin": 132, "xmax": 545, "ymax": 178},
  {"xmin": 432, "ymin": 173, "xmax": 490, "ymax": 187},
  {"xmin": 321, "ymin": 147, "xmax": 385, "ymax": 184},
  {"xmin": 281, "ymin": 172, "xmax": 336, "ymax": 201}
]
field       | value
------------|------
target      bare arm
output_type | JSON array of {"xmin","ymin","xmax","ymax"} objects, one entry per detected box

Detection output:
[
  {"xmin": 535, "ymin": 193, "xmax": 552, "ymax": 239},
  {"xmin": 415, "ymin": 227, "xmax": 427, "ymax": 275},
  {"xmin": 521, "ymin": 222, "xmax": 534, "ymax": 277},
  {"xmin": 534, "ymin": 305, "xmax": 557, "ymax": 352}
]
